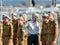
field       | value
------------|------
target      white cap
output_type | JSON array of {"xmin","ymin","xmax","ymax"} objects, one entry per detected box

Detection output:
[
  {"xmin": 5, "ymin": 15, "xmax": 10, "ymax": 19},
  {"xmin": 42, "ymin": 13, "xmax": 48, "ymax": 17},
  {"xmin": 11, "ymin": 13, "xmax": 17, "ymax": 16},
  {"xmin": 48, "ymin": 11, "xmax": 56, "ymax": 15},
  {"xmin": 32, "ymin": 13, "xmax": 39, "ymax": 18}
]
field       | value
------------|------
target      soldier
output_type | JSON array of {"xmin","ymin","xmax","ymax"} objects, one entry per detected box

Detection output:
[
  {"xmin": 22, "ymin": 13, "xmax": 40, "ymax": 45},
  {"xmin": 41, "ymin": 14, "xmax": 49, "ymax": 45},
  {"xmin": 17, "ymin": 15, "xmax": 24, "ymax": 45},
  {"xmin": 19, "ymin": 14, "xmax": 27, "ymax": 45},
  {"xmin": 11, "ymin": 13, "xmax": 18, "ymax": 45},
  {"xmin": 2, "ymin": 15, "xmax": 13, "ymax": 45},
  {"xmin": 48, "ymin": 11, "xmax": 58, "ymax": 45},
  {"xmin": 1, "ymin": 15, "xmax": 6, "ymax": 45}
]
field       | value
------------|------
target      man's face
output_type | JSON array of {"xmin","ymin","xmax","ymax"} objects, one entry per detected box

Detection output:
[
  {"xmin": 42, "ymin": 18, "xmax": 48, "ymax": 22},
  {"xmin": 12, "ymin": 15, "xmax": 16, "ymax": 20},
  {"xmin": 32, "ymin": 16, "xmax": 37, "ymax": 22},
  {"xmin": 5, "ymin": 18, "xmax": 9, "ymax": 23},
  {"xmin": 18, "ymin": 16, "xmax": 24, "ymax": 25},
  {"xmin": 48, "ymin": 13, "xmax": 54, "ymax": 19}
]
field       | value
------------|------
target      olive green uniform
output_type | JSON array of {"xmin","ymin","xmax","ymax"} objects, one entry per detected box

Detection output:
[
  {"xmin": 49, "ymin": 20, "xmax": 58, "ymax": 45},
  {"xmin": 2, "ymin": 23, "xmax": 13, "ymax": 45},
  {"xmin": 17, "ymin": 24, "xmax": 24, "ymax": 45},
  {"xmin": 12, "ymin": 19, "xmax": 18, "ymax": 45},
  {"xmin": 41, "ymin": 20, "xmax": 58, "ymax": 45}
]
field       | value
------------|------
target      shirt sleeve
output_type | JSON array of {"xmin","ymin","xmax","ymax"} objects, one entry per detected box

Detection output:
[{"xmin": 22, "ymin": 22, "xmax": 29, "ymax": 36}]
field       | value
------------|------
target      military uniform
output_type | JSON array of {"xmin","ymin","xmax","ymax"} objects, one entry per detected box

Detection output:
[
  {"xmin": 12, "ymin": 19, "xmax": 18, "ymax": 45},
  {"xmin": 41, "ymin": 22, "xmax": 50, "ymax": 45},
  {"xmin": 2, "ymin": 23, "xmax": 13, "ymax": 45},
  {"xmin": 41, "ymin": 13, "xmax": 50, "ymax": 45},
  {"xmin": 49, "ymin": 20, "xmax": 58, "ymax": 45},
  {"xmin": 41, "ymin": 20, "xmax": 58, "ymax": 45},
  {"xmin": 17, "ymin": 24, "xmax": 24, "ymax": 45},
  {"xmin": 48, "ymin": 11, "xmax": 58, "ymax": 45}
]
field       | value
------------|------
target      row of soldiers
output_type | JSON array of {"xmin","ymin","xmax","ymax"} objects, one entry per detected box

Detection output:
[
  {"xmin": 3, "ymin": 13, "xmax": 27, "ymax": 45},
  {"xmin": 2, "ymin": 11, "xmax": 58, "ymax": 45}
]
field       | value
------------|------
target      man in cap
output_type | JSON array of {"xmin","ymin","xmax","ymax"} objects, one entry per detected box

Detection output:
[
  {"xmin": 41, "ymin": 13, "xmax": 51, "ymax": 45},
  {"xmin": 48, "ymin": 11, "xmax": 58, "ymax": 45},
  {"xmin": 2, "ymin": 15, "xmax": 13, "ymax": 45},
  {"xmin": 11, "ymin": 13, "xmax": 18, "ymax": 45},
  {"xmin": 17, "ymin": 15, "xmax": 25, "ymax": 45},
  {"xmin": 22, "ymin": 13, "xmax": 40, "ymax": 45}
]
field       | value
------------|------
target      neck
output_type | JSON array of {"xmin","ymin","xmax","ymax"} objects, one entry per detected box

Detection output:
[
  {"xmin": 50, "ymin": 18, "xmax": 54, "ymax": 22},
  {"xmin": 45, "ymin": 20, "xmax": 49, "ymax": 23},
  {"xmin": 13, "ymin": 18, "xmax": 17, "ymax": 20}
]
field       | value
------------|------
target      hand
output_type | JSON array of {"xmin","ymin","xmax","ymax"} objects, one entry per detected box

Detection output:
[
  {"xmin": 52, "ymin": 41, "xmax": 57, "ymax": 45},
  {"xmin": 40, "ymin": 41, "xmax": 42, "ymax": 45},
  {"xmin": 38, "ymin": 33, "xmax": 40, "ymax": 36},
  {"xmin": 25, "ymin": 34, "xmax": 30, "ymax": 37}
]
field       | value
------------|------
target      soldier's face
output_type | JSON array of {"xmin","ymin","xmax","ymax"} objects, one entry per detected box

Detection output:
[
  {"xmin": 12, "ymin": 15, "xmax": 16, "ymax": 19},
  {"xmin": 5, "ymin": 18, "xmax": 9, "ymax": 23},
  {"xmin": 18, "ymin": 17, "xmax": 24, "ymax": 24},
  {"xmin": 48, "ymin": 13, "xmax": 54, "ymax": 19},
  {"xmin": 43, "ymin": 18, "xmax": 48, "ymax": 22}
]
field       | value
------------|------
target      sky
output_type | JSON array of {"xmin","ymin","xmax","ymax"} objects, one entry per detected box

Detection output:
[{"xmin": 0, "ymin": 0, "xmax": 60, "ymax": 6}]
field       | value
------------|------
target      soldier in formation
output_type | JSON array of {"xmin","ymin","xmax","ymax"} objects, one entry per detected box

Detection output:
[
  {"xmin": 2, "ymin": 11, "xmax": 59, "ymax": 45},
  {"xmin": 41, "ymin": 11, "xmax": 58, "ymax": 45},
  {"xmin": 48, "ymin": 11, "xmax": 58, "ymax": 45},
  {"xmin": 17, "ymin": 14, "xmax": 25, "ymax": 45},
  {"xmin": 41, "ymin": 14, "xmax": 50, "ymax": 45},
  {"xmin": 11, "ymin": 13, "xmax": 18, "ymax": 45},
  {"xmin": 2, "ymin": 15, "xmax": 13, "ymax": 45}
]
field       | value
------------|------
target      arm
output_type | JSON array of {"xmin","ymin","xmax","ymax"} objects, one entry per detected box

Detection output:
[
  {"xmin": 22, "ymin": 22, "xmax": 29, "ymax": 36},
  {"xmin": 10, "ymin": 23, "xmax": 13, "ymax": 39},
  {"xmin": 54, "ymin": 21, "xmax": 59, "ymax": 42},
  {"xmin": 38, "ymin": 22, "xmax": 41, "ymax": 45}
]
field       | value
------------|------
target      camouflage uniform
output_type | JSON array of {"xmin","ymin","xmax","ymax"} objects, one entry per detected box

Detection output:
[
  {"xmin": 12, "ymin": 19, "xmax": 18, "ymax": 45},
  {"xmin": 41, "ymin": 20, "xmax": 58, "ymax": 45},
  {"xmin": 2, "ymin": 23, "xmax": 13, "ymax": 45},
  {"xmin": 17, "ymin": 24, "xmax": 24, "ymax": 45}
]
